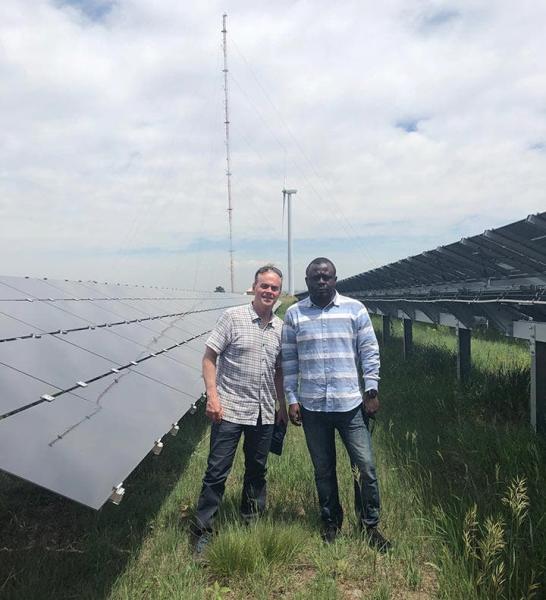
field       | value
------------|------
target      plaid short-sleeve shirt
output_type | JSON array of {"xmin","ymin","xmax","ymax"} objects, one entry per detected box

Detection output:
[{"xmin": 206, "ymin": 303, "xmax": 282, "ymax": 425}]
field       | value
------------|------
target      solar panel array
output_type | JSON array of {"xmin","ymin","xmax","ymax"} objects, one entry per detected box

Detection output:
[
  {"xmin": 336, "ymin": 212, "xmax": 546, "ymax": 334},
  {"xmin": 0, "ymin": 276, "xmax": 248, "ymax": 509}
]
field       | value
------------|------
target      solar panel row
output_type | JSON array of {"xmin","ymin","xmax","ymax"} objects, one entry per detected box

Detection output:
[
  {"xmin": 332, "ymin": 212, "xmax": 546, "ymax": 334},
  {"xmin": 337, "ymin": 212, "xmax": 546, "ymax": 294},
  {"xmin": 331, "ymin": 212, "xmax": 546, "ymax": 434},
  {"xmin": 0, "ymin": 276, "xmax": 248, "ymax": 509}
]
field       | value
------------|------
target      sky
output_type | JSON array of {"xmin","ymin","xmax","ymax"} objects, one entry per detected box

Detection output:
[{"xmin": 1, "ymin": 0, "xmax": 546, "ymax": 292}]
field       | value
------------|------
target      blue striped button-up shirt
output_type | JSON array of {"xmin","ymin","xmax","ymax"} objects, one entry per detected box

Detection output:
[{"xmin": 282, "ymin": 291, "xmax": 380, "ymax": 412}]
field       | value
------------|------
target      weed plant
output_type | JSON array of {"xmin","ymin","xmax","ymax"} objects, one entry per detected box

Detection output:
[{"xmin": 206, "ymin": 520, "xmax": 305, "ymax": 578}]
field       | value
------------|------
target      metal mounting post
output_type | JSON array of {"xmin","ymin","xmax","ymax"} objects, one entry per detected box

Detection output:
[
  {"xmin": 530, "ymin": 325, "xmax": 546, "ymax": 434},
  {"xmin": 456, "ymin": 326, "xmax": 471, "ymax": 383},
  {"xmin": 403, "ymin": 319, "xmax": 413, "ymax": 359},
  {"xmin": 382, "ymin": 315, "xmax": 391, "ymax": 344}
]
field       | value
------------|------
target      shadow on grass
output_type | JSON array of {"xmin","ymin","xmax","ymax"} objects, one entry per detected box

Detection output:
[
  {"xmin": 0, "ymin": 406, "xmax": 209, "ymax": 600},
  {"xmin": 375, "ymin": 333, "xmax": 546, "ymax": 595}
]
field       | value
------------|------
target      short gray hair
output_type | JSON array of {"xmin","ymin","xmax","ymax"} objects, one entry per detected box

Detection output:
[{"xmin": 254, "ymin": 265, "xmax": 283, "ymax": 284}]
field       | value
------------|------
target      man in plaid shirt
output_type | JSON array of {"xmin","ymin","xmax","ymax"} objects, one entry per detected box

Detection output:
[{"xmin": 193, "ymin": 266, "xmax": 287, "ymax": 553}]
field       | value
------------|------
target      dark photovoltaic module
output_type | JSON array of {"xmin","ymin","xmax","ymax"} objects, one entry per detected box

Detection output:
[{"xmin": 0, "ymin": 276, "xmax": 248, "ymax": 509}]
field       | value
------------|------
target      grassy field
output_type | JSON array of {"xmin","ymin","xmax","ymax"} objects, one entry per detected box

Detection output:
[
  {"xmin": 376, "ymin": 319, "xmax": 545, "ymax": 599},
  {"xmin": 1, "ymin": 307, "xmax": 545, "ymax": 599}
]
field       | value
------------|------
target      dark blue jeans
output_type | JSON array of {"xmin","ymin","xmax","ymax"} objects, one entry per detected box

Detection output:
[
  {"xmin": 194, "ymin": 417, "xmax": 274, "ymax": 533},
  {"xmin": 302, "ymin": 404, "xmax": 380, "ymax": 530}
]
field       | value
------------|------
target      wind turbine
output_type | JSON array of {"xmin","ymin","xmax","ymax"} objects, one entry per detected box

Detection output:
[{"xmin": 282, "ymin": 189, "xmax": 297, "ymax": 296}]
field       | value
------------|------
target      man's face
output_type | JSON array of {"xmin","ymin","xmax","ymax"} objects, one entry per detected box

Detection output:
[
  {"xmin": 305, "ymin": 262, "xmax": 337, "ymax": 304},
  {"xmin": 253, "ymin": 271, "xmax": 282, "ymax": 312}
]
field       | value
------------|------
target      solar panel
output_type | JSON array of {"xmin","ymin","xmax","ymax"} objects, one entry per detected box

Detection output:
[
  {"xmin": 0, "ymin": 276, "xmax": 248, "ymax": 509},
  {"xmin": 335, "ymin": 212, "xmax": 546, "ymax": 330},
  {"xmin": 336, "ymin": 212, "xmax": 546, "ymax": 296}
]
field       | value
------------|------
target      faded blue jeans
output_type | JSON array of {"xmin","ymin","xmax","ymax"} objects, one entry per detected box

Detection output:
[{"xmin": 301, "ymin": 404, "xmax": 380, "ymax": 530}]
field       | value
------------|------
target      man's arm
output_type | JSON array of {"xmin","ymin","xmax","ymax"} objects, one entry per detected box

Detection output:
[
  {"xmin": 202, "ymin": 345, "xmax": 223, "ymax": 423},
  {"xmin": 281, "ymin": 311, "xmax": 301, "ymax": 426},
  {"xmin": 356, "ymin": 306, "xmax": 381, "ymax": 416},
  {"xmin": 274, "ymin": 365, "xmax": 288, "ymax": 426}
]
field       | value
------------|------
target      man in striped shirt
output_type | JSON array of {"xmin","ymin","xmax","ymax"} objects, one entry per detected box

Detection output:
[{"xmin": 282, "ymin": 257, "xmax": 391, "ymax": 551}]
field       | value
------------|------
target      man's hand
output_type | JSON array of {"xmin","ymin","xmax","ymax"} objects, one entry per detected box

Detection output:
[
  {"xmin": 205, "ymin": 397, "xmax": 223, "ymax": 423},
  {"xmin": 202, "ymin": 346, "xmax": 222, "ymax": 423},
  {"xmin": 363, "ymin": 394, "xmax": 380, "ymax": 417},
  {"xmin": 276, "ymin": 405, "xmax": 288, "ymax": 427},
  {"xmin": 289, "ymin": 403, "xmax": 302, "ymax": 426}
]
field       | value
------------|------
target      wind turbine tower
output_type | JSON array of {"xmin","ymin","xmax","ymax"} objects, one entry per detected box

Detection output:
[{"xmin": 283, "ymin": 188, "xmax": 297, "ymax": 296}]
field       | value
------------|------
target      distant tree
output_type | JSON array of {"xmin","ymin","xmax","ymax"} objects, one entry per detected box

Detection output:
[{"xmin": 214, "ymin": 286, "xmax": 225, "ymax": 293}]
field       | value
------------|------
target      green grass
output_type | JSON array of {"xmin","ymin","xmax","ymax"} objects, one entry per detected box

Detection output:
[
  {"xmin": 1, "ymin": 318, "xmax": 545, "ymax": 599},
  {"xmin": 275, "ymin": 294, "xmax": 297, "ymax": 320},
  {"xmin": 376, "ymin": 318, "xmax": 545, "ymax": 599}
]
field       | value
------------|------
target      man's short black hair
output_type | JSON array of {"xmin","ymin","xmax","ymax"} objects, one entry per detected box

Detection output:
[
  {"xmin": 305, "ymin": 257, "xmax": 337, "ymax": 277},
  {"xmin": 254, "ymin": 264, "xmax": 283, "ymax": 284}
]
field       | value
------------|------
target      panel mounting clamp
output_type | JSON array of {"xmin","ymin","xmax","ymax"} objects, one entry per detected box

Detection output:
[
  {"xmin": 152, "ymin": 439, "xmax": 164, "ymax": 455},
  {"xmin": 109, "ymin": 483, "xmax": 125, "ymax": 505},
  {"xmin": 40, "ymin": 394, "xmax": 55, "ymax": 402}
]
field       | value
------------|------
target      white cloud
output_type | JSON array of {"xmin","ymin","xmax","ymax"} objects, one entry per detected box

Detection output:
[{"xmin": 1, "ymin": 0, "xmax": 545, "ymax": 291}]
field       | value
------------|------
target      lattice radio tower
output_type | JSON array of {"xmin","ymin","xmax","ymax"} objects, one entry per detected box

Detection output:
[{"xmin": 222, "ymin": 14, "xmax": 235, "ymax": 292}]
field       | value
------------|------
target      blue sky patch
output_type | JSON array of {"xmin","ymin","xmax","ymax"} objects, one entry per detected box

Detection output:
[
  {"xmin": 395, "ymin": 118, "xmax": 420, "ymax": 133},
  {"xmin": 56, "ymin": 0, "xmax": 115, "ymax": 21},
  {"xmin": 420, "ymin": 8, "xmax": 460, "ymax": 29}
]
